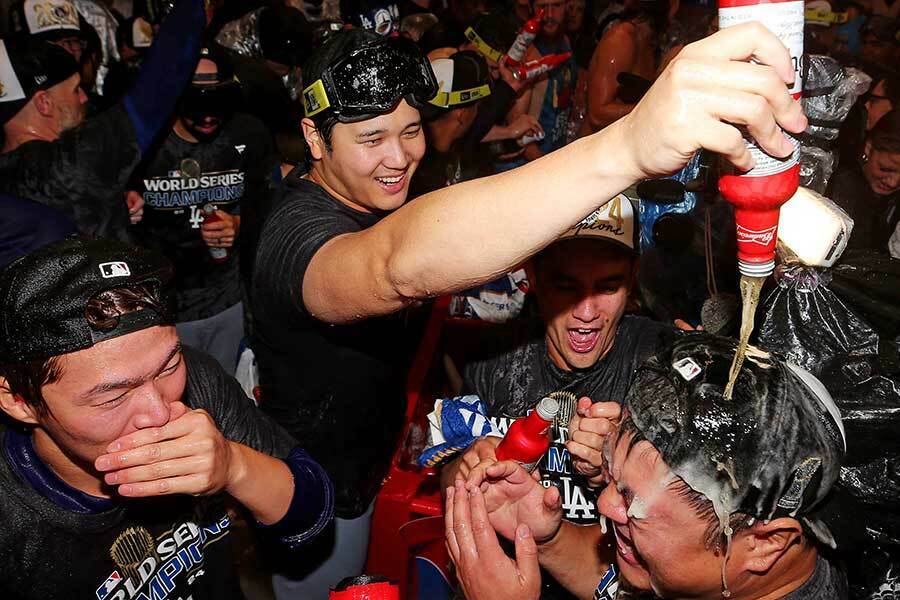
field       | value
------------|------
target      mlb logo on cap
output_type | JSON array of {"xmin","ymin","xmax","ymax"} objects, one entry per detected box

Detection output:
[
  {"xmin": 560, "ymin": 194, "xmax": 637, "ymax": 253},
  {"xmin": 99, "ymin": 262, "xmax": 131, "ymax": 278}
]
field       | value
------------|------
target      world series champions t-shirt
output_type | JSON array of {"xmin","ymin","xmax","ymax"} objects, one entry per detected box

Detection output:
[
  {"xmin": 131, "ymin": 113, "xmax": 277, "ymax": 322},
  {"xmin": 0, "ymin": 347, "xmax": 299, "ymax": 600}
]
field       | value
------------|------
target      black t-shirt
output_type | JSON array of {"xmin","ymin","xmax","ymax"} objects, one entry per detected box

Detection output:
[
  {"xmin": 462, "ymin": 316, "xmax": 674, "ymax": 522},
  {"xmin": 461, "ymin": 316, "xmax": 674, "ymax": 600},
  {"xmin": 250, "ymin": 170, "xmax": 412, "ymax": 518},
  {"xmin": 131, "ymin": 113, "xmax": 277, "ymax": 321},
  {"xmin": 0, "ymin": 105, "xmax": 139, "ymax": 241},
  {"xmin": 0, "ymin": 347, "xmax": 296, "ymax": 600}
]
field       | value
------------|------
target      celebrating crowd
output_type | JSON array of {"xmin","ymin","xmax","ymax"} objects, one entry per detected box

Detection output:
[{"xmin": 0, "ymin": 0, "xmax": 898, "ymax": 598}]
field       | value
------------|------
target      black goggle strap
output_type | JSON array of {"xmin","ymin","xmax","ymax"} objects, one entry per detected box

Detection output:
[
  {"xmin": 464, "ymin": 27, "xmax": 504, "ymax": 64},
  {"xmin": 429, "ymin": 83, "xmax": 491, "ymax": 107},
  {"xmin": 303, "ymin": 78, "xmax": 332, "ymax": 117}
]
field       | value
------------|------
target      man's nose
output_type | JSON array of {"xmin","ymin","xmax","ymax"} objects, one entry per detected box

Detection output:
[
  {"xmin": 131, "ymin": 383, "xmax": 171, "ymax": 430},
  {"xmin": 597, "ymin": 483, "xmax": 628, "ymax": 525}
]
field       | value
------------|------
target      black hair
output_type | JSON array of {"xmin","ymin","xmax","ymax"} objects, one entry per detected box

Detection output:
[
  {"xmin": 615, "ymin": 416, "xmax": 755, "ymax": 551},
  {"xmin": 301, "ymin": 28, "xmax": 382, "ymax": 164}
]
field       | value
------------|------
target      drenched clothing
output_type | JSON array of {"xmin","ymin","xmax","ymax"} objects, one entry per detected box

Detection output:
[
  {"xmin": 460, "ymin": 316, "xmax": 672, "ymax": 599},
  {"xmin": 0, "ymin": 106, "xmax": 139, "ymax": 241},
  {"xmin": 829, "ymin": 161, "xmax": 900, "ymax": 255},
  {"xmin": 251, "ymin": 169, "xmax": 412, "ymax": 519},
  {"xmin": 131, "ymin": 113, "xmax": 276, "ymax": 322},
  {"xmin": 0, "ymin": 347, "xmax": 333, "ymax": 600},
  {"xmin": 462, "ymin": 316, "xmax": 673, "ymax": 523},
  {"xmin": 0, "ymin": 0, "xmax": 204, "ymax": 241}
]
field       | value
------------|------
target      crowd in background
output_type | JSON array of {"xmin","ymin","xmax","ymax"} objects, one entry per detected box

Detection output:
[{"xmin": 0, "ymin": 0, "xmax": 899, "ymax": 598}]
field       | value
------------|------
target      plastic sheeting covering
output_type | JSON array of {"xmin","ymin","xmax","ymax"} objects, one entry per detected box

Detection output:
[
  {"xmin": 214, "ymin": 9, "xmax": 303, "ymax": 100},
  {"xmin": 758, "ymin": 256, "xmax": 900, "ymax": 599},
  {"xmin": 74, "ymin": 0, "xmax": 121, "ymax": 94},
  {"xmin": 800, "ymin": 55, "xmax": 871, "ymax": 193}
]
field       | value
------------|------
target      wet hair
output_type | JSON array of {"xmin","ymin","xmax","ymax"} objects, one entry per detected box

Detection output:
[
  {"xmin": 868, "ymin": 109, "xmax": 900, "ymax": 154},
  {"xmin": 301, "ymin": 28, "xmax": 383, "ymax": 165},
  {"xmin": 616, "ymin": 417, "xmax": 754, "ymax": 551},
  {"xmin": 0, "ymin": 283, "xmax": 163, "ymax": 414}
]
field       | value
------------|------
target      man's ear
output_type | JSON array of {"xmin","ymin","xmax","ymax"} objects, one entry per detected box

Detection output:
[
  {"xmin": 32, "ymin": 90, "xmax": 54, "ymax": 118},
  {"xmin": 863, "ymin": 138, "xmax": 873, "ymax": 161},
  {"xmin": 0, "ymin": 378, "xmax": 40, "ymax": 426},
  {"xmin": 735, "ymin": 518, "xmax": 804, "ymax": 574},
  {"xmin": 301, "ymin": 117, "xmax": 325, "ymax": 160}
]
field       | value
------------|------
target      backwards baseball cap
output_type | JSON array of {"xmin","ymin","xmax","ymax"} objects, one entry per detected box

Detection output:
[
  {"xmin": 556, "ymin": 194, "xmax": 637, "ymax": 253},
  {"xmin": 427, "ymin": 51, "xmax": 491, "ymax": 110},
  {"xmin": 624, "ymin": 334, "xmax": 846, "ymax": 547},
  {"xmin": 302, "ymin": 28, "xmax": 438, "ymax": 123},
  {"xmin": 0, "ymin": 237, "xmax": 175, "ymax": 364},
  {"xmin": 10, "ymin": 0, "xmax": 82, "ymax": 38},
  {"xmin": 0, "ymin": 37, "xmax": 79, "ymax": 124}
]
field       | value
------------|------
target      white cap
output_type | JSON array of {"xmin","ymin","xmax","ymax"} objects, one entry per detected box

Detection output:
[
  {"xmin": 558, "ymin": 194, "xmax": 637, "ymax": 253},
  {"xmin": 132, "ymin": 17, "xmax": 153, "ymax": 49},
  {"xmin": 536, "ymin": 396, "xmax": 560, "ymax": 421},
  {"xmin": 23, "ymin": 0, "xmax": 81, "ymax": 35}
]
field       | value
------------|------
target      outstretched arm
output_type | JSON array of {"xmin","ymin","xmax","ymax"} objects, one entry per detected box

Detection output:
[{"xmin": 303, "ymin": 24, "xmax": 807, "ymax": 324}]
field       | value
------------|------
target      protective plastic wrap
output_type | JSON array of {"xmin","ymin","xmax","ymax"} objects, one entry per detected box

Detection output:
[
  {"xmin": 215, "ymin": 9, "xmax": 264, "ymax": 58},
  {"xmin": 73, "ymin": 0, "xmax": 121, "ymax": 94},
  {"xmin": 757, "ymin": 259, "xmax": 900, "ymax": 599},
  {"xmin": 214, "ymin": 9, "xmax": 303, "ymax": 99},
  {"xmin": 800, "ymin": 55, "xmax": 871, "ymax": 192}
]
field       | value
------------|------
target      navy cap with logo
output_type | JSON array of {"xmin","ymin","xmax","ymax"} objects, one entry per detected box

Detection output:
[
  {"xmin": 0, "ymin": 237, "xmax": 175, "ymax": 364},
  {"xmin": 0, "ymin": 37, "xmax": 80, "ymax": 124}
]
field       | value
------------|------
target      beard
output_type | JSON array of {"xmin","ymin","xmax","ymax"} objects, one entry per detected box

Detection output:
[{"xmin": 58, "ymin": 103, "xmax": 86, "ymax": 133}]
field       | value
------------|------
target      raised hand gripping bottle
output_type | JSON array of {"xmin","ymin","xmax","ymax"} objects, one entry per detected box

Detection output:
[
  {"xmin": 717, "ymin": 0, "xmax": 804, "ymax": 277},
  {"xmin": 202, "ymin": 203, "xmax": 230, "ymax": 264},
  {"xmin": 512, "ymin": 51, "xmax": 572, "ymax": 81},
  {"xmin": 495, "ymin": 396, "xmax": 560, "ymax": 472},
  {"xmin": 505, "ymin": 8, "xmax": 545, "ymax": 65}
]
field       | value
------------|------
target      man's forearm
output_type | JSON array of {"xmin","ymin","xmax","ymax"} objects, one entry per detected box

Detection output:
[
  {"xmin": 538, "ymin": 522, "xmax": 610, "ymax": 600},
  {"xmin": 225, "ymin": 442, "xmax": 294, "ymax": 524},
  {"xmin": 381, "ymin": 121, "xmax": 638, "ymax": 302}
]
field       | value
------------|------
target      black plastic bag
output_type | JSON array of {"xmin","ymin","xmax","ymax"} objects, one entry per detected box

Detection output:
[{"xmin": 758, "ymin": 262, "xmax": 900, "ymax": 599}]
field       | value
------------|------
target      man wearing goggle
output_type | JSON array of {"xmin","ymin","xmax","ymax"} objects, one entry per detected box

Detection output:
[{"xmin": 251, "ymin": 23, "xmax": 808, "ymax": 597}]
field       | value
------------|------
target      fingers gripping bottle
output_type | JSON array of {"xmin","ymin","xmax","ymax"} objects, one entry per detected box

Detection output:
[
  {"xmin": 505, "ymin": 8, "xmax": 545, "ymax": 64},
  {"xmin": 495, "ymin": 396, "xmax": 560, "ymax": 472},
  {"xmin": 717, "ymin": 0, "xmax": 805, "ymax": 277},
  {"xmin": 512, "ymin": 51, "xmax": 573, "ymax": 81},
  {"xmin": 202, "ymin": 204, "xmax": 230, "ymax": 264}
]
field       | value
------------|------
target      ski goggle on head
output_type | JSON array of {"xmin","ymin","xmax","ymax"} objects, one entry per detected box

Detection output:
[{"xmin": 302, "ymin": 36, "xmax": 439, "ymax": 123}]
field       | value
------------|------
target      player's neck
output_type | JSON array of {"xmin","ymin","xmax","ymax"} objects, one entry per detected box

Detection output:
[
  {"xmin": 2, "ymin": 118, "xmax": 61, "ymax": 153},
  {"xmin": 32, "ymin": 429, "xmax": 109, "ymax": 498}
]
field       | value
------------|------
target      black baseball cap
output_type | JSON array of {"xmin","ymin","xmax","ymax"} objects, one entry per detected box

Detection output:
[
  {"xmin": 423, "ymin": 50, "xmax": 491, "ymax": 118},
  {"xmin": 0, "ymin": 238, "xmax": 175, "ymax": 364},
  {"xmin": 625, "ymin": 334, "xmax": 846, "ymax": 547},
  {"xmin": 258, "ymin": 5, "xmax": 313, "ymax": 67},
  {"xmin": 0, "ymin": 37, "xmax": 80, "ymax": 124}
]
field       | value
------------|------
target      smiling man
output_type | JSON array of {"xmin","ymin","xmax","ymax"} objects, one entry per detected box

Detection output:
[
  {"xmin": 439, "ymin": 197, "xmax": 672, "ymax": 600},
  {"xmin": 0, "ymin": 237, "xmax": 333, "ymax": 599},
  {"xmin": 250, "ymin": 22, "xmax": 811, "ymax": 598},
  {"xmin": 446, "ymin": 335, "xmax": 848, "ymax": 600}
]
